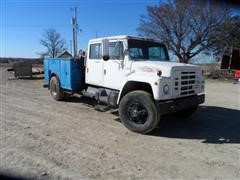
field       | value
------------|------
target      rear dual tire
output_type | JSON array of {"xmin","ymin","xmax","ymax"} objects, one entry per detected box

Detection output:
[{"xmin": 119, "ymin": 90, "xmax": 160, "ymax": 134}]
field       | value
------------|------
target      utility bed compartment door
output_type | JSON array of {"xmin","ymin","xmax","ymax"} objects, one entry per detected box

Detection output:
[{"xmin": 60, "ymin": 60, "xmax": 70, "ymax": 89}]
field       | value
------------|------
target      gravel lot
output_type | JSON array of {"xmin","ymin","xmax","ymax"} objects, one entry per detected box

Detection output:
[{"xmin": 0, "ymin": 66, "xmax": 240, "ymax": 179}]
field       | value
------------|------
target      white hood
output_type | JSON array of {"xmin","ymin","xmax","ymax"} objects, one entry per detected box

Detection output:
[{"xmin": 131, "ymin": 61, "xmax": 200, "ymax": 77}]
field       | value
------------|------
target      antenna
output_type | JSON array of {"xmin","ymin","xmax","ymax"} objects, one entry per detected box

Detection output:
[{"xmin": 71, "ymin": 6, "xmax": 78, "ymax": 58}]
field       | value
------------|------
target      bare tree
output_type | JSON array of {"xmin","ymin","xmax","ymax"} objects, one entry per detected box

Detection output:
[
  {"xmin": 138, "ymin": 0, "xmax": 231, "ymax": 63},
  {"xmin": 39, "ymin": 28, "xmax": 67, "ymax": 58},
  {"xmin": 211, "ymin": 15, "xmax": 240, "ymax": 56}
]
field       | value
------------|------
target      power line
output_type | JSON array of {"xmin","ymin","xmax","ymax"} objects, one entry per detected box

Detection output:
[{"xmin": 2, "ymin": 24, "xmax": 71, "ymax": 28}]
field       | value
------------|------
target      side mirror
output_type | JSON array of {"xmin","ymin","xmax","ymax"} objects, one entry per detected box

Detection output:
[{"xmin": 103, "ymin": 55, "xmax": 110, "ymax": 61}]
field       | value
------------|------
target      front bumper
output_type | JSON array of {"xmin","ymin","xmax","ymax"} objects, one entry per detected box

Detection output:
[{"xmin": 157, "ymin": 94, "xmax": 205, "ymax": 115}]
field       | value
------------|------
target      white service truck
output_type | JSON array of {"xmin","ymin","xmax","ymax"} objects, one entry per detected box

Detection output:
[{"xmin": 44, "ymin": 35, "xmax": 205, "ymax": 134}]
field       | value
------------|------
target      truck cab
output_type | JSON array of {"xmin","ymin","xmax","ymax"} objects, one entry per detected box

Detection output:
[
  {"xmin": 44, "ymin": 35, "xmax": 205, "ymax": 134},
  {"xmin": 86, "ymin": 35, "xmax": 204, "ymax": 101}
]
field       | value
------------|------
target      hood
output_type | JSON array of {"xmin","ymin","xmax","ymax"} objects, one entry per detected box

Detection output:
[{"xmin": 131, "ymin": 60, "xmax": 200, "ymax": 77}]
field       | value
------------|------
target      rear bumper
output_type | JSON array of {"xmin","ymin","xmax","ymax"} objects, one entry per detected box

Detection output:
[{"xmin": 157, "ymin": 94, "xmax": 205, "ymax": 115}]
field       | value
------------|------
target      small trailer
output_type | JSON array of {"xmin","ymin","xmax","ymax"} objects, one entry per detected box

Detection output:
[
  {"xmin": 7, "ymin": 61, "xmax": 33, "ymax": 78},
  {"xmin": 44, "ymin": 35, "xmax": 205, "ymax": 134}
]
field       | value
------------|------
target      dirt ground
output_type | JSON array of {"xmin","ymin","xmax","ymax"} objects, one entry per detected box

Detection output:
[{"xmin": 0, "ymin": 66, "xmax": 240, "ymax": 179}]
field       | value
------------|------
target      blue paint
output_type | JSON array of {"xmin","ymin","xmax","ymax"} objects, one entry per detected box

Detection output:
[{"xmin": 44, "ymin": 58, "xmax": 83, "ymax": 91}]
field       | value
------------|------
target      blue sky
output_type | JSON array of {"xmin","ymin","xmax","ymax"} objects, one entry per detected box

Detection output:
[{"xmin": 0, "ymin": 0, "xmax": 159, "ymax": 58}]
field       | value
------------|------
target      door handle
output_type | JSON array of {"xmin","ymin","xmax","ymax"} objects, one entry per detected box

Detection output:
[{"xmin": 104, "ymin": 69, "xmax": 106, "ymax": 75}]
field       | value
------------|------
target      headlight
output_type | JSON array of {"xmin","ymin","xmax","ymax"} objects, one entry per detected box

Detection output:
[{"xmin": 163, "ymin": 84, "xmax": 169, "ymax": 94}]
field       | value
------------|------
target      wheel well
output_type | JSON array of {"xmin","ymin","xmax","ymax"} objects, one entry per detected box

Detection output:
[
  {"xmin": 50, "ymin": 72, "xmax": 57, "ymax": 78},
  {"xmin": 119, "ymin": 81, "xmax": 153, "ymax": 101}
]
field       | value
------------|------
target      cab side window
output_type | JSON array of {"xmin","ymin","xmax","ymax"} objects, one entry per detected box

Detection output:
[
  {"xmin": 109, "ymin": 42, "xmax": 124, "ymax": 60},
  {"xmin": 89, "ymin": 43, "xmax": 102, "ymax": 59}
]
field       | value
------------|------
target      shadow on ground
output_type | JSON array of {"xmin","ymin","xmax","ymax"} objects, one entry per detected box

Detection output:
[
  {"xmin": 0, "ymin": 173, "xmax": 29, "ymax": 180},
  {"xmin": 8, "ymin": 76, "xmax": 44, "ymax": 80},
  {"xmin": 151, "ymin": 106, "xmax": 240, "ymax": 144},
  {"xmin": 64, "ymin": 96, "xmax": 96, "ymax": 105},
  {"xmin": 18, "ymin": 76, "xmax": 44, "ymax": 80},
  {"xmin": 62, "ymin": 96, "xmax": 240, "ymax": 144}
]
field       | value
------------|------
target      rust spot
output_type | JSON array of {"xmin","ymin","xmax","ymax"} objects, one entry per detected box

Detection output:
[
  {"xmin": 141, "ymin": 66, "xmax": 154, "ymax": 72},
  {"xmin": 140, "ymin": 66, "xmax": 161, "ymax": 73}
]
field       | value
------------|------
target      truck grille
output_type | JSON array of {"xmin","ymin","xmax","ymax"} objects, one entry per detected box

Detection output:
[{"xmin": 174, "ymin": 71, "xmax": 196, "ymax": 96}]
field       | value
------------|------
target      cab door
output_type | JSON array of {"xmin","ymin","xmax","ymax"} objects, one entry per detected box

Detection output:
[
  {"xmin": 103, "ymin": 41, "xmax": 125, "ymax": 90},
  {"xmin": 85, "ymin": 43, "xmax": 104, "ymax": 86}
]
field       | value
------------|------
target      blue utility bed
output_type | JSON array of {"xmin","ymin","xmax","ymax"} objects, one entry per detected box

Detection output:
[{"xmin": 44, "ymin": 58, "xmax": 84, "ymax": 91}]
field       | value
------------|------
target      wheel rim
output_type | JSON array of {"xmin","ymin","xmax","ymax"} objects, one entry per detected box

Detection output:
[
  {"xmin": 51, "ymin": 82, "xmax": 57, "ymax": 97},
  {"xmin": 127, "ymin": 102, "xmax": 148, "ymax": 124}
]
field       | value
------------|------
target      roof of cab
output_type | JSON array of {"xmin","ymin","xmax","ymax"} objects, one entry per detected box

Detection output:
[{"xmin": 88, "ymin": 35, "xmax": 160, "ymax": 43}]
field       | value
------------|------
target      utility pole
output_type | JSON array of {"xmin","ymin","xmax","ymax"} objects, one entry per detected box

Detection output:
[
  {"xmin": 71, "ymin": 6, "xmax": 78, "ymax": 58},
  {"xmin": 69, "ymin": 40, "xmax": 73, "ymax": 55},
  {"xmin": 228, "ymin": 46, "xmax": 233, "ymax": 70}
]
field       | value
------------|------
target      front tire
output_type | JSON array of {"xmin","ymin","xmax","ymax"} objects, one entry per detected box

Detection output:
[
  {"xmin": 49, "ymin": 76, "xmax": 64, "ymax": 101},
  {"xmin": 119, "ymin": 90, "xmax": 160, "ymax": 134}
]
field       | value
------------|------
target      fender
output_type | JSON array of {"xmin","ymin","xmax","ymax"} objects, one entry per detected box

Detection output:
[{"xmin": 117, "ymin": 74, "xmax": 160, "ymax": 104}]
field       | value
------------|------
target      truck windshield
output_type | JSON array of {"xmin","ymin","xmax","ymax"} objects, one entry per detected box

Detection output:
[{"xmin": 128, "ymin": 39, "xmax": 169, "ymax": 61}]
